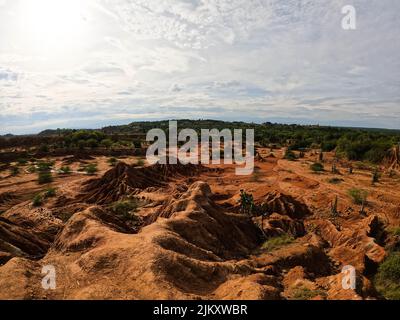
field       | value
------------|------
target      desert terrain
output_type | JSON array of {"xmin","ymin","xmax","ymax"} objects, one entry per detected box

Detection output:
[{"xmin": 0, "ymin": 145, "xmax": 399, "ymax": 300}]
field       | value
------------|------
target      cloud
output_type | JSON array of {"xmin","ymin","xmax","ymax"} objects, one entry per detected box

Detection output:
[
  {"xmin": 0, "ymin": 67, "xmax": 18, "ymax": 81},
  {"xmin": 0, "ymin": 0, "xmax": 399, "ymax": 133}
]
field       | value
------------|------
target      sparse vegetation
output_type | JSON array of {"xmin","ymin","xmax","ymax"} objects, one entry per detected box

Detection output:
[
  {"xmin": 27, "ymin": 165, "xmax": 36, "ymax": 173},
  {"xmin": 261, "ymin": 234, "xmax": 294, "ymax": 251},
  {"xmin": 108, "ymin": 157, "xmax": 118, "ymax": 167},
  {"xmin": 331, "ymin": 196, "xmax": 338, "ymax": 217},
  {"xmin": 38, "ymin": 171, "xmax": 53, "ymax": 184},
  {"xmin": 389, "ymin": 227, "xmax": 400, "ymax": 237},
  {"xmin": 17, "ymin": 158, "xmax": 28, "ymax": 166},
  {"xmin": 84, "ymin": 163, "xmax": 98, "ymax": 175},
  {"xmin": 347, "ymin": 188, "xmax": 368, "ymax": 205},
  {"xmin": 32, "ymin": 194, "xmax": 43, "ymax": 207},
  {"xmin": 292, "ymin": 287, "xmax": 327, "ymax": 300},
  {"xmin": 137, "ymin": 159, "xmax": 145, "ymax": 166},
  {"xmin": 284, "ymin": 149, "xmax": 297, "ymax": 161},
  {"xmin": 37, "ymin": 161, "xmax": 54, "ymax": 172},
  {"xmin": 59, "ymin": 166, "xmax": 71, "ymax": 174},
  {"xmin": 374, "ymin": 252, "xmax": 400, "ymax": 300},
  {"xmin": 101, "ymin": 139, "xmax": 113, "ymax": 149},
  {"xmin": 109, "ymin": 199, "xmax": 142, "ymax": 227},
  {"xmin": 44, "ymin": 187, "xmax": 57, "ymax": 198},
  {"xmin": 372, "ymin": 167, "xmax": 381, "ymax": 185},
  {"xmin": 328, "ymin": 177, "xmax": 343, "ymax": 184},
  {"xmin": 310, "ymin": 162, "xmax": 324, "ymax": 172},
  {"xmin": 239, "ymin": 190, "xmax": 255, "ymax": 216}
]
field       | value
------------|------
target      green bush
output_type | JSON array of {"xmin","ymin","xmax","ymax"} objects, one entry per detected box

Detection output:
[
  {"xmin": 261, "ymin": 234, "xmax": 294, "ymax": 251},
  {"xmin": 101, "ymin": 139, "xmax": 113, "ymax": 148},
  {"xmin": 284, "ymin": 150, "xmax": 297, "ymax": 161},
  {"xmin": 374, "ymin": 252, "xmax": 400, "ymax": 300},
  {"xmin": 310, "ymin": 162, "xmax": 324, "ymax": 172},
  {"xmin": 86, "ymin": 138, "xmax": 99, "ymax": 149},
  {"xmin": 292, "ymin": 287, "xmax": 326, "ymax": 300},
  {"xmin": 110, "ymin": 200, "xmax": 138, "ymax": 221},
  {"xmin": 17, "ymin": 158, "xmax": 28, "ymax": 166},
  {"xmin": 27, "ymin": 165, "xmax": 37, "ymax": 173},
  {"xmin": 59, "ymin": 166, "xmax": 71, "ymax": 174},
  {"xmin": 38, "ymin": 171, "xmax": 53, "ymax": 184},
  {"xmin": 38, "ymin": 144, "xmax": 49, "ymax": 153},
  {"xmin": 347, "ymin": 188, "xmax": 368, "ymax": 205},
  {"xmin": 32, "ymin": 194, "xmax": 43, "ymax": 207},
  {"xmin": 37, "ymin": 161, "xmax": 53, "ymax": 172},
  {"xmin": 108, "ymin": 157, "xmax": 118, "ymax": 167},
  {"xmin": 392, "ymin": 227, "xmax": 400, "ymax": 236},
  {"xmin": 85, "ymin": 163, "xmax": 98, "ymax": 175},
  {"xmin": 44, "ymin": 187, "xmax": 57, "ymax": 198}
]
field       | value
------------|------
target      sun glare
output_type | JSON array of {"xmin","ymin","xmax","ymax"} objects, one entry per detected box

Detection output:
[{"xmin": 18, "ymin": 0, "xmax": 88, "ymax": 57}]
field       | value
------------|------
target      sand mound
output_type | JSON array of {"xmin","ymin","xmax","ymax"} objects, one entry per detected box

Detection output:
[
  {"xmin": 0, "ymin": 203, "xmax": 64, "ymax": 265},
  {"xmin": 312, "ymin": 216, "xmax": 386, "ymax": 275},
  {"xmin": 254, "ymin": 213, "xmax": 306, "ymax": 238},
  {"xmin": 0, "ymin": 182, "xmax": 267, "ymax": 299},
  {"xmin": 257, "ymin": 191, "xmax": 312, "ymax": 219},
  {"xmin": 0, "ymin": 217, "xmax": 49, "ymax": 264},
  {"xmin": 77, "ymin": 161, "xmax": 206, "ymax": 204},
  {"xmin": 0, "ymin": 192, "xmax": 15, "ymax": 203}
]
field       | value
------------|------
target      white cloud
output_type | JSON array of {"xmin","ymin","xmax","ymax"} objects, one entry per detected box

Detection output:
[{"xmin": 0, "ymin": 0, "xmax": 399, "ymax": 133}]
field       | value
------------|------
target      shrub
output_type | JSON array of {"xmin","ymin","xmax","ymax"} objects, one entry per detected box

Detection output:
[
  {"xmin": 372, "ymin": 168, "xmax": 380, "ymax": 184},
  {"xmin": 284, "ymin": 150, "xmax": 297, "ymax": 161},
  {"xmin": 292, "ymin": 287, "xmax": 326, "ymax": 300},
  {"xmin": 37, "ymin": 161, "xmax": 53, "ymax": 172},
  {"xmin": 38, "ymin": 171, "xmax": 53, "ymax": 184},
  {"xmin": 101, "ymin": 139, "xmax": 113, "ymax": 149},
  {"xmin": 392, "ymin": 227, "xmax": 400, "ymax": 236},
  {"xmin": 86, "ymin": 138, "xmax": 99, "ymax": 149},
  {"xmin": 85, "ymin": 163, "xmax": 98, "ymax": 175},
  {"xmin": 328, "ymin": 177, "xmax": 343, "ymax": 184},
  {"xmin": 107, "ymin": 157, "xmax": 118, "ymax": 167},
  {"xmin": 374, "ymin": 252, "xmax": 400, "ymax": 300},
  {"xmin": 44, "ymin": 187, "xmax": 57, "ymax": 198},
  {"xmin": 59, "ymin": 166, "xmax": 71, "ymax": 174},
  {"xmin": 110, "ymin": 199, "xmax": 139, "ymax": 222},
  {"xmin": 38, "ymin": 144, "xmax": 49, "ymax": 153},
  {"xmin": 347, "ymin": 188, "xmax": 368, "ymax": 205},
  {"xmin": 9, "ymin": 166, "xmax": 20, "ymax": 176},
  {"xmin": 77, "ymin": 140, "xmax": 86, "ymax": 150},
  {"xmin": 32, "ymin": 194, "xmax": 43, "ymax": 207},
  {"xmin": 17, "ymin": 158, "xmax": 28, "ymax": 166},
  {"xmin": 261, "ymin": 234, "xmax": 294, "ymax": 251},
  {"xmin": 310, "ymin": 162, "xmax": 324, "ymax": 172},
  {"xmin": 27, "ymin": 165, "xmax": 37, "ymax": 173}
]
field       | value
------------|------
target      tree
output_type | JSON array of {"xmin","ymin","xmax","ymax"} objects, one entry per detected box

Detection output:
[
  {"xmin": 86, "ymin": 138, "xmax": 99, "ymax": 149},
  {"xmin": 101, "ymin": 139, "xmax": 113, "ymax": 149},
  {"xmin": 310, "ymin": 162, "xmax": 324, "ymax": 172},
  {"xmin": 238, "ymin": 190, "xmax": 255, "ymax": 216}
]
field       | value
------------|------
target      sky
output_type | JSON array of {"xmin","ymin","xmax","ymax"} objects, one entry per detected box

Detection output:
[{"xmin": 0, "ymin": 0, "xmax": 399, "ymax": 134}]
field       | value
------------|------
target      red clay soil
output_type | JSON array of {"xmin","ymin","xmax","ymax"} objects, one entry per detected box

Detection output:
[
  {"xmin": 0, "ymin": 150, "xmax": 399, "ymax": 300},
  {"xmin": 76, "ymin": 161, "xmax": 209, "ymax": 204}
]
